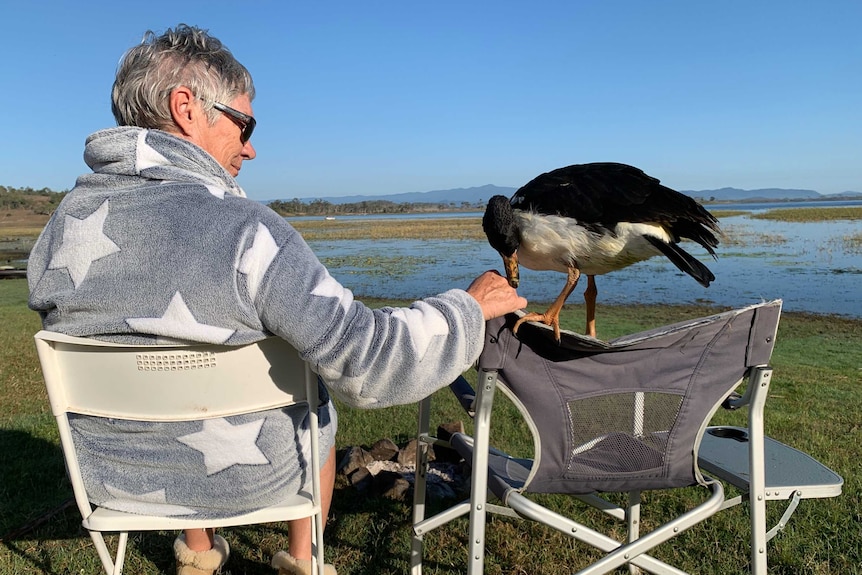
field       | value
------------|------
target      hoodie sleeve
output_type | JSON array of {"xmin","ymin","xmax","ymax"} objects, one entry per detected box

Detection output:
[{"xmin": 243, "ymin": 215, "xmax": 486, "ymax": 409}]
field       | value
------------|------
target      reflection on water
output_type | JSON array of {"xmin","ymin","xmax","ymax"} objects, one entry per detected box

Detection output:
[{"xmin": 304, "ymin": 213, "xmax": 861, "ymax": 318}]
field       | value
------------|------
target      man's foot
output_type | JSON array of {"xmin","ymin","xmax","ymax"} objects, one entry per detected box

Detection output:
[{"xmin": 272, "ymin": 550, "xmax": 337, "ymax": 575}]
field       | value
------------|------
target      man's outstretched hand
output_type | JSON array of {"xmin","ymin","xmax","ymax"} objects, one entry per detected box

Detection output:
[{"xmin": 466, "ymin": 270, "xmax": 528, "ymax": 320}]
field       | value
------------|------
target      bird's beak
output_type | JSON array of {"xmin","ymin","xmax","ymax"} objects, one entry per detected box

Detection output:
[{"xmin": 502, "ymin": 253, "xmax": 520, "ymax": 288}]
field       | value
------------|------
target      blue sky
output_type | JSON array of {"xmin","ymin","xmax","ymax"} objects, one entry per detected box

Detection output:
[{"xmin": 3, "ymin": 1, "xmax": 860, "ymax": 201}]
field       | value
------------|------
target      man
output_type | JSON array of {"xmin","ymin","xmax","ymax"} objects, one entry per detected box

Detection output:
[{"xmin": 27, "ymin": 24, "xmax": 526, "ymax": 575}]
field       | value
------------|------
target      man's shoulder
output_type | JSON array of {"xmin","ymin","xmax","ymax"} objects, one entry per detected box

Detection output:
[
  {"xmin": 223, "ymin": 194, "xmax": 283, "ymax": 219},
  {"xmin": 219, "ymin": 194, "xmax": 300, "ymax": 236}
]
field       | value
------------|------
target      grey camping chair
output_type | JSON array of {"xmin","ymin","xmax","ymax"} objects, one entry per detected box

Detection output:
[{"xmin": 410, "ymin": 300, "xmax": 842, "ymax": 574}]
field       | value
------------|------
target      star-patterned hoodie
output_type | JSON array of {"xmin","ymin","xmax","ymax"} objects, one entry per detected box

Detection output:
[{"xmin": 27, "ymin": 127, "xmax": 486, "ymax": 518}]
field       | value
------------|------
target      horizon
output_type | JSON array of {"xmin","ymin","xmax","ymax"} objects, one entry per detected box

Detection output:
[
  {"xmin": 6, "ymin": 181, "xmax": 862, "ymax": 202},
  {"xmin": 268, "ymin": 183, "xmax": 862, "ymax": 206},
  {"xmin": 3, "ymin": 1, "xmax": 860, "ymax": 201}
]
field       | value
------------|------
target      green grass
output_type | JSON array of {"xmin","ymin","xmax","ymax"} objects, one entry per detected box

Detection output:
[
  {"xmin": 2, "ymin": 279, "xmax": 861, "ymax": 574},
  {"xmin": 291, "ymin": 217, "xmax": 486, "ymax": 241},
  {"xmin": 751, "ymin": 206, "xmax": 862, "ymax": 222}
]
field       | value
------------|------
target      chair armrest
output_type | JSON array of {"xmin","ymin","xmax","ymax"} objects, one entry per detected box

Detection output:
[
  {"xmin": 721, "ymin": 391, "xmax": 745, "ymax": 410},
  {"xmin": 448, "ymin": 376, "xmax": 476, "ymax": 418},
  {"xmin": 719, "ymin": 371, "xmax": 761, "ymax": 411}
]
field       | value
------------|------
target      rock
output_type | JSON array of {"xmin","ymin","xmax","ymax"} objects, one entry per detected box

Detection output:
[
  {"xmin": 349, "ymin": 466, "xmax": 374, "ymax": 493},
  {"xmin": 397, "ymin": 438, "xmax": 435, "ymax": 466},
  {"xmin": 377, "ymin": 470, "xmax": 411, "ymax": 500},
  {"xmin": 369, "ymin": 438, "xmax": 399, "ymax": 461},
  {"xmin": 434, "ymin": 421, "xmax": 466, "ymax": 463},
  {"xmin": 436, "ymin": 421, "xmax": 465, "ymax": 440},
  {"xmin": 338, "ymin": 438, "xmax": 467, "ymax": 502},
  {"xmin": 338, "ymin": 445, "xmax": 373, "ymax": 476},
  {"xmin": 425, "ymin": 480, "xmax": 457, "ymax": 501}
]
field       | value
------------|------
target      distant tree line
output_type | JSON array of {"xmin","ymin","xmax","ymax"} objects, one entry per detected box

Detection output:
[
  {"xmin": 1, "ymin": 186, "xmax": 68, "ymax": 214},
  {"xmin": 2, "ymin": 184, "xmax": 484, "ymax": 218},
  {"xmin": 268, "ymin": 198, "xmax": 483, "ymax": 216}
]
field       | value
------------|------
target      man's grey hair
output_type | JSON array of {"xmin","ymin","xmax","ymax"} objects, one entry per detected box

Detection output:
[{"xmin": 111, "ymin": 24, "xmax": 255, "ymax": 130}]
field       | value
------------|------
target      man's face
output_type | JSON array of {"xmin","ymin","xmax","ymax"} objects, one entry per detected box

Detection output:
[{"xmin": 196, "ymin": 94, "xmax": 256, "ymax": 177}]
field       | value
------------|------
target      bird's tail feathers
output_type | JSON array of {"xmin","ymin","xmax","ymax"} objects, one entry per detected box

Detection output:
[
  {"xmin": 674, "ymin": 221, "xmax": 720, "ymax": 259},
  {"xmin": 645, "ymin": 236, "xmax": 715, "ymax": 287}
]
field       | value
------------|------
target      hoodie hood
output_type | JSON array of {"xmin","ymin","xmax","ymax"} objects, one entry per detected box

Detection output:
[{"xmin": 79, "ymin": 126, "xmax": 246, "ymax": 198}]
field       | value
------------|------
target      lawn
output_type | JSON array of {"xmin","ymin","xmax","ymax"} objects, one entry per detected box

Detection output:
[{"xmin": 1, "ymin": 277, "xmax": 860, "ymax": 574}]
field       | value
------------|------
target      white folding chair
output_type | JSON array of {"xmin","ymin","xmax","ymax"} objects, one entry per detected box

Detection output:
[
  {"xmin": 34, "ymin": 331, "xmax": 326, "ymax": 575},
  {"xmin": 411, "ymin": 300, "xmax": 843, "ymax": 574}
]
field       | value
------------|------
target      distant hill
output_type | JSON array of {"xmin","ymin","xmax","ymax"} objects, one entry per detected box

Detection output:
[
  {"xmin": 272, "ymin": 184, "xmax": 861, "ymax": 206},
  {"xmin": 682, "ymin": 187, "xmax": 822, "ymax": 201},
  {"xmin": 290, "ymin": 184, "xmax": 517, "ymax": 206},
  {"xmin": 683, "ymin": 188, "xmax": 862, "ymax": 202}
]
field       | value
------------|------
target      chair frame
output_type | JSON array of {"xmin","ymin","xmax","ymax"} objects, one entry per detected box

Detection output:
[
  {"xmin": 413, "ymin": 372, "xmax": 727, "ymax": 575},
  {"xmin": 411, "ymin": 303, "xmax": 842, "ymax": 575},
  {"xmin": 698, "ymin": 367, "xmax": 843, "ymax": 574},
  {"xmin": 35, "ymin": 330, "xmax": 327, "ymax": 575}
]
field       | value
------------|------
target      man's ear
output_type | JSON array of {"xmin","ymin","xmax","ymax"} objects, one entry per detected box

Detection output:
[{"xmin": 169, "ymin": 86, "xmax": 198, "ymax": 138}]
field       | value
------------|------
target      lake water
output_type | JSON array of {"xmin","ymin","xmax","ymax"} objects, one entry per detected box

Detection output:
[{"xmin": 294, "ymin": 202, "xmax": 862, "ymax": 318}]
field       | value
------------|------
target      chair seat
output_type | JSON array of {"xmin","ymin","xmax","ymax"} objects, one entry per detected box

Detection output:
[
  {"xmin": 451, "ymin": 433, "xmax": 533, "ymax": 498},
  {"xmin": 699, "ymin": 426, "xmax": 843, "ymax": 499},
  {"xmin": 84, "ymin": 493, "xmax": 318, "ymax": 531}
]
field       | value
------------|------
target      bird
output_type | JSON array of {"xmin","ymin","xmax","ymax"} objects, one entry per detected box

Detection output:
[{"xmin": 482, "ymin": 162, "xmax": 720, "ymax": 341}]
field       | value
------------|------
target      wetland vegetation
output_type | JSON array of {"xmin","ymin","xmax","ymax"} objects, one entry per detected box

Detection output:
[
  {"xmin": 287, "ymin": 205, "xmax": 862, "ymax": 242},
  {"xmin": 4, "ymin": 204, "xmax": 859, "ymax": 274},
  {"xmin": 291, "ymin": 216, "xmax": 487, "ymax": 241},
  {"xmin": 750, "ymin": 206, "xmax": 862, "ymax": 222}
]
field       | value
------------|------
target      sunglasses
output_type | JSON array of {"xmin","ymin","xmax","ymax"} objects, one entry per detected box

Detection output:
[{"xmin": 212, "ymin": 102, "xmax": 256, "ymax": 143}]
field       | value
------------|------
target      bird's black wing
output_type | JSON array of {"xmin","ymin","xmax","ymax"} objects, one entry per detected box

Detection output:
[
  {"xmin": 511, "ymin": 163, "xmax": 719, "ymax": 252},
  {"xmin": 645, "ymin": 236, "xmax": 715, "ymax": 287}
]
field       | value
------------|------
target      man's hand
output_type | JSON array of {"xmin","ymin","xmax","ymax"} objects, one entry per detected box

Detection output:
[{"xmin": 466, "ymin": 270, "xmax": 528, "ymax": 320}]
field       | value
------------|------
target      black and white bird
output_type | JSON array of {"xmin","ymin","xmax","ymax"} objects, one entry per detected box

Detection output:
[{"xmin": 482, "ymin": 162, "xmax": 720, "ymax": 341}]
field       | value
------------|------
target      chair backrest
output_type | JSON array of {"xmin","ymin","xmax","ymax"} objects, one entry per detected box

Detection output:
[
  {"xmin": 34, "ymin": 331, "xmax": 314, "ymax": 421},
  {"xmin": 478, "ymin": 300, "xmax": 782, "ymax": 494},
  {"xmin": 35, "ymin": 331, "xmax": 326, "ymax": 575}
]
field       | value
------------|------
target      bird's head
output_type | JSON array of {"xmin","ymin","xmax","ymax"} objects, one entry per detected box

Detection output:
[{"xmin": 482, "ymin": 195, "xmax": 521, "ymax": 288}]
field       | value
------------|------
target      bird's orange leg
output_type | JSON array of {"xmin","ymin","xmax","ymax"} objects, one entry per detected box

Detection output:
[
  {"xmin": 514, "ymin": 267, "xmax": 581, "ymax": 341},
  {"xmin": 584, "ymin": 275, "xmax": 597, "ymax": 338}
]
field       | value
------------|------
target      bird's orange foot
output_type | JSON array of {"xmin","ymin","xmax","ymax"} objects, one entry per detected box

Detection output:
[{"xmin": 513, "ymin": 312, "xmax": 562, "ymax": 342}]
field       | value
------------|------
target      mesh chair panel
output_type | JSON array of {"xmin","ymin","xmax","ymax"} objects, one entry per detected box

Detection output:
[{"xmin": 568, "ymin": 391, "xmax": 683, "ymax": 476}]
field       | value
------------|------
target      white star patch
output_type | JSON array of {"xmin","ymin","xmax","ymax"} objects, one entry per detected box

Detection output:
[
  {"xmin": 310, "ymin": 270, "xmax": 354, "ymax": 313},
  {"xmin": 238, "ymin": 223, "xmax": 280, "ymax": 301},
  {"xmin": 102, "ymin": 484, "xmax": 197, "ymax": 516},
  {"xmin": 135, "ymin": 129, "xmax": 170, "ymax": 171},
  {"xmin": 391, "ymin": 302, "xmax": 450, "ymax": 360},
  {"xmin": 177, "ymin": 417, "xmax": 269, "ymax": 475},
  {"xmin": 204, "ymin": 184, "xmax": 226, "ymax": 199},
  {"xmin": 48, "ymin": 200, "xmax": 120, "ymax": 288},
  {"xmin": 126, "ymin": 292, "xmax": 234, "ymax": 343}
]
